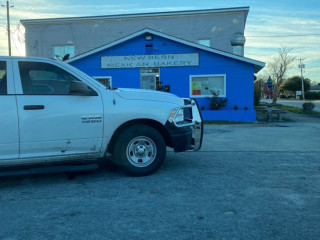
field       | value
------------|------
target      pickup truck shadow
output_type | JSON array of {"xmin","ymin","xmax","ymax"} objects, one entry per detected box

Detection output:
[{"xmin": 0, "ymin": 161, "xmax": 122, "ymax": 186}]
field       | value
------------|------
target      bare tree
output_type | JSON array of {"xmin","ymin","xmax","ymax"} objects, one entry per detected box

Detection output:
[{"xmin": 267, "ymin": 46, "xmax": 296, "ymax": 104}]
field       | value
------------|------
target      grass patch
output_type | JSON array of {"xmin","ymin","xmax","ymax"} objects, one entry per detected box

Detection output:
[
  {"xmin": 276, "ymin": 105, "xmax": 319, "ymax": 114},
  {"xmin": 254, "ymin": 106, "xmax": 267, "ymax": 110}
]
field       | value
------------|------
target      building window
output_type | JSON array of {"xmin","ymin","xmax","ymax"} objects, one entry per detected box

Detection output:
[
  {"xmin": 145, "ymin": 44, "xmax": 153, "ymax": 54},
  {"xmin": 190, "ymin": 75, "xmax": 226, "ymax": 98},
  {"xmin": 93, "ymin": 76, "xmax": 112, "ymax": 88},
  {"xmin": 53, "ymin": 45, "xmax": 75, "ymax": 60},
  {"xmin": 198, "ymin": 39, "xmax": 211, "ymax": 47}
]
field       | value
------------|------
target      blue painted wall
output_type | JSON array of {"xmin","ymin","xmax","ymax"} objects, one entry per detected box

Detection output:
[{"xmin": 70, "ymin": 34, "xmax": 256, "ymax": 122}]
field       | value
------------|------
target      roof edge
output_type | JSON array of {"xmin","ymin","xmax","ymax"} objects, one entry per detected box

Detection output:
[
  {"xmin": 66, "ymin": 28, "xmax": 265, "ymax": 73},
  {"xmin": 21, "ymin": 7, "xmax": 249, "ymax": 25}
]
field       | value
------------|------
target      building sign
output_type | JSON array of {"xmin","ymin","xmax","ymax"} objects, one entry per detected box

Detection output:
[
  {"xmin": 192, "ymin": 81, "xmax": 202, "ymax": 95},
  {"xmin": 101, "ymin": 53, "xmax": 199, "ymax": 69}
]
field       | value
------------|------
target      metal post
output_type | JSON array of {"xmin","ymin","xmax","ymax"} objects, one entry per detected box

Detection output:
[
  {"xmin": 298, "ymin": 58, "xmax": 305, "ymax": 101},
  {"xmin": 300, "ymin": 71, "xmax": 305, "ymax": 101},
  {"xmin": 6, "ymin": 1, "xmax": 11, "ymax": 56}
]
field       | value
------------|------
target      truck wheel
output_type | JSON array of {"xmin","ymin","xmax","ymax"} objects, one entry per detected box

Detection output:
[{"xmin": 112, "ymin": 125, "xmax": 166, "ymax": 176}]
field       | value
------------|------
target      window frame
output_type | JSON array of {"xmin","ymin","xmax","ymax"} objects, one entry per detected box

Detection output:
[
  {"xmin": 189, "ymin": 74, "xmax": 226, "ymax": 98},
  {"xmin": 92, "ymin": 76, "xmax": 112, "ymax": 88},
  {"xmin": 53, "ymin": 45, "xmax": 75, "ymax": 60},
  {"xmin": 0, "ymin": 61, "xmax": 7, "ymax": 95}
]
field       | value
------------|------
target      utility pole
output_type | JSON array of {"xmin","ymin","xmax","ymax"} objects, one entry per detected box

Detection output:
[
  {"xmin": 1, "ymin": 1, "xmax": 13, "ymax": 56},
  {"xmin": 298, "ymin": 58, "xmax": 306, "ymax": 100}
]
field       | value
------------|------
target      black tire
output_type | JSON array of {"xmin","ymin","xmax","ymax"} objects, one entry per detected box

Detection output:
[{"xmin": 112, "ymin": 124, "xmax": 166, "ymax": 176}]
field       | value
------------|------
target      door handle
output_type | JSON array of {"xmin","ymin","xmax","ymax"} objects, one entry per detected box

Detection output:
[{"xmin": 24, "ymin": 105, "xmax": 45, "ymax": 110}]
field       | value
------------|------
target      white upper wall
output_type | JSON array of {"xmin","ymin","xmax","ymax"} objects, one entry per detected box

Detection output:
[{"xmin": 21, "ymin": 7, "xmax": 249, "ymax": 58}]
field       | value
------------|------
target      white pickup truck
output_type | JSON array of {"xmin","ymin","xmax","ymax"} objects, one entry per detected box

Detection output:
[{"xmin": 0, "ymin": 56, "xmax": 203, "ymax": 176}]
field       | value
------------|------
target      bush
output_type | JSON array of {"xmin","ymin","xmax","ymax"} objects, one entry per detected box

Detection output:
[
  {"xmin": 280, "ymin": 76, "xmax": 310, "ymax": 92},
  {"xmin": 302, "ymin": 102, "xmax": 315, "ymax": 111},
  {"xmin": 208, "ymin": 90, "xmax": 227, "ymax": 110},
  {"xmin": 254, "ymin": 88, "xmax": 261, "ymax": 106},
  {"xmin": 305, "ymin": 91, "xmax": 320, "ymax": 100}
]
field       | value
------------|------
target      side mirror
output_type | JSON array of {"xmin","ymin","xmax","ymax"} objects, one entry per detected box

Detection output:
[{"xmin": 69, "ymin": 81, "xmax": 98, "ymax": 96}]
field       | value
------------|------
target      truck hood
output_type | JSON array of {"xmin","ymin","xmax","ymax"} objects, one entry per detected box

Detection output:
[{"xmin": 114, "ymin": 88, "xmax": 184, "ymax": 105}]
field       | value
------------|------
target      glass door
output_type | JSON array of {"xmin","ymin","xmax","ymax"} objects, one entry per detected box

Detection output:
[{"xmin": 140, "ymin": 68, "xmax": 159, "ymax": 90}]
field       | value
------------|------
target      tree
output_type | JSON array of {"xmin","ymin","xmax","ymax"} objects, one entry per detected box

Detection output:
[
  {"xmin": 310, "ymin": 80, "xmax": 318, "ymax": 86},
  {"xmin": 280, "ymin": 76, "xmax": 310, "ymax": 93},
  {"xmin": 254, "ymin": 78, "xmax": 266, "ymax": 105},
  {"xmin": 267, "ymin": 47, "xmax": 296, "ymax": 104}
]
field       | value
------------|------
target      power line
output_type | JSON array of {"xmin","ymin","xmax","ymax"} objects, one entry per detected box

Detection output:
[
  {"xmin": 1, "ymin": 1, "xmax": 13, "ymax": 56},
  {"xmin": 11, "ymin": 31, "xmax": 21, "ymax": 55},
  {"xmin": 1, "ymin": 0, "xmax": 25, "ymax": 55},
  {"xmin": 9, "ymin": 0, "xmax": 20, "ymax": 21}
]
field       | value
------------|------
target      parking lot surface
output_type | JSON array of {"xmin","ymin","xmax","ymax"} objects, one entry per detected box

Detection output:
[{"xmin": 0, "ymin": 115, "xmax": 319, "ymax": 240}]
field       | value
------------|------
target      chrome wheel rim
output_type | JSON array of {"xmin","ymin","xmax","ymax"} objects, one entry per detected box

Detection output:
[{"xmin": 126, "ymin": 136, "xmax": 157, "ymax": 167}]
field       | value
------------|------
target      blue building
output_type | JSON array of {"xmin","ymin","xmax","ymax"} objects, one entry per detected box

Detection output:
[{"xmin": 67, "ymin": 29, "xmax": 264, "ymax": 122}]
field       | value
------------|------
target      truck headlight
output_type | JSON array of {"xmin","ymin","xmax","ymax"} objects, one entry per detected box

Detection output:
[
  {"xmin": 175, "ymin": 108, "xmax": 184, "ymax": 122},
  {"xmin": 168, "ymin": 108, "xmax": 184, "ymax": 123}
]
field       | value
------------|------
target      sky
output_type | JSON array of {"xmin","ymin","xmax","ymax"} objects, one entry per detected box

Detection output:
[{"xmin": 0, "ymin": 0, "xmax": 319, "ymax": 83}]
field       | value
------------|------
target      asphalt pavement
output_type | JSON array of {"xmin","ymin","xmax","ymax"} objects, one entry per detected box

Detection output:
[{"xmin": 0, "ymin": 114, "xmax": 319, "ymax": 240}]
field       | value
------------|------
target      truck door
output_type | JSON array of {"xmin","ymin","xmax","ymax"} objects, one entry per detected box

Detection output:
[
  {"xmin": 0, "ymin": 59, "xmax": 19, "ymax": 160},
  {"xmin": 13, "ymin": 59, "xmax": 104, "ymax": 160}
]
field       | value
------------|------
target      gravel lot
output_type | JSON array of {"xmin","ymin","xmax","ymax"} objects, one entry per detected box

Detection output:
[{"xmin": 0, "ymin": 115, "xmax": 319, "ymax": 240}]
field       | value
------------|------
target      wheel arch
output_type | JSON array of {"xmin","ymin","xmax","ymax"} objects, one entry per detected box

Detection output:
[{"xmin": 107, "ymin": 119, "xmax": 172, "ymax": 154}]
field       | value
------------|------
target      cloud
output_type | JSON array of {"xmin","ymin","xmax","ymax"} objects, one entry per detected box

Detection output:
[
  {"xmin": 0, "ymin": 1, "xmax": 319, "ymax": 82},
  {"xmin": 244, "ymin": 7, "xmax": 320, "ymax": 82}
]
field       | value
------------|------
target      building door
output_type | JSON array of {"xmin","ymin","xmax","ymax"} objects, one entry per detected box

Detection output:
[{"xmin": 140, "ymin": 68, "xmax": 159, "ymax": 90}]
